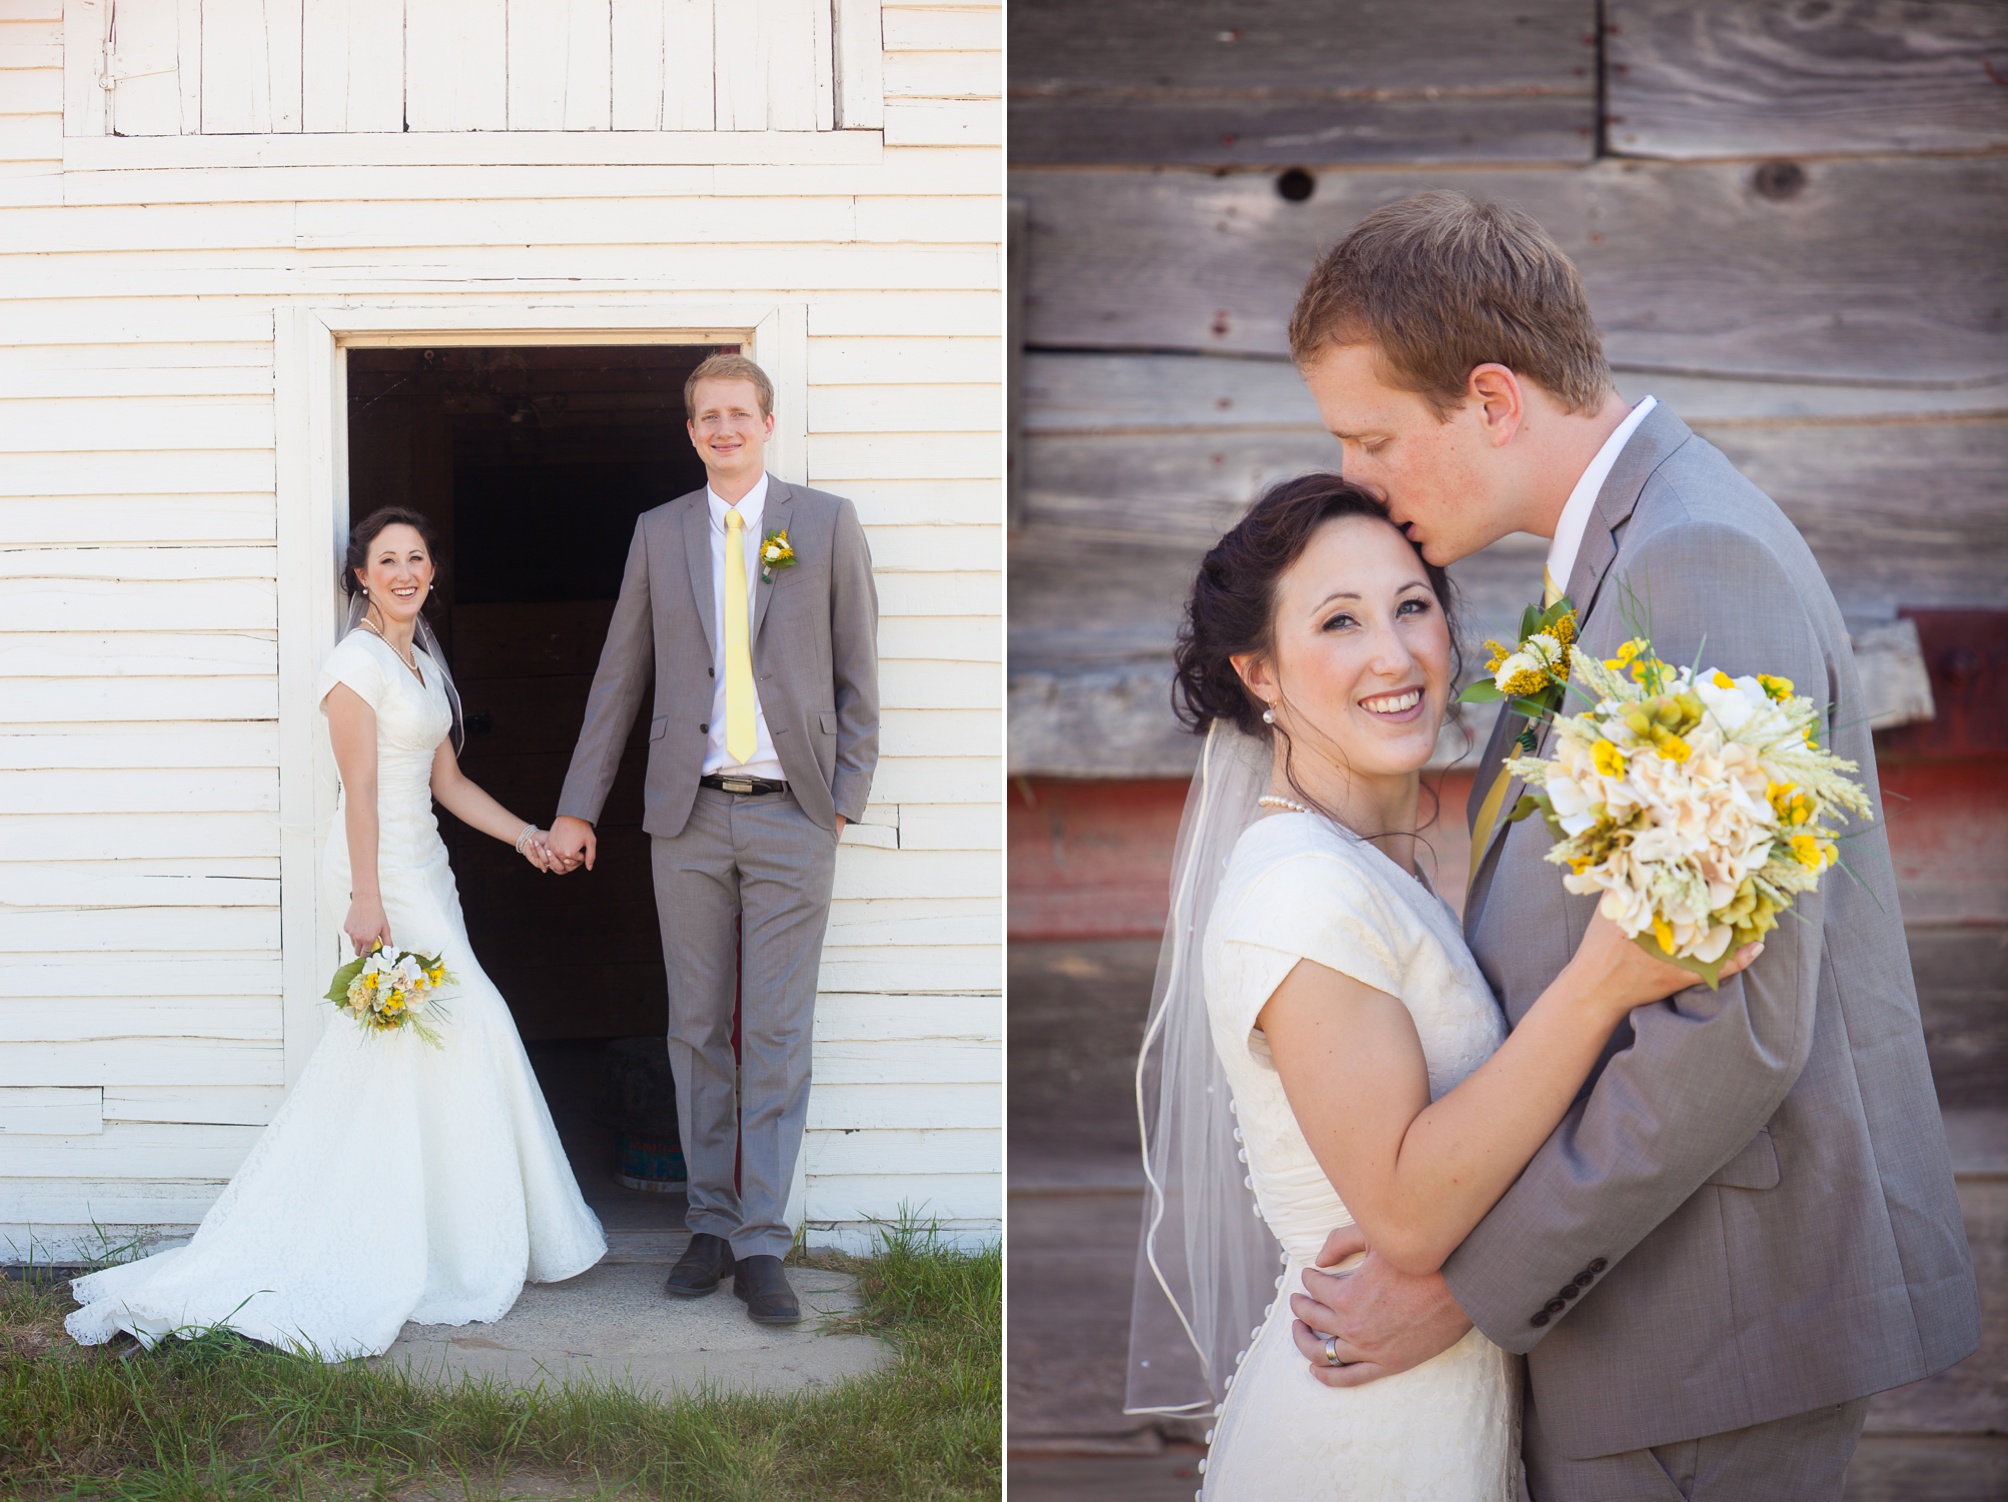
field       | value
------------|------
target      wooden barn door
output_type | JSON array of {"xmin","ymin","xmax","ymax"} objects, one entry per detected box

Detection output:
[{"xmin": 346, "ymin": 344, "xmax": 723, "ymax": 1241}]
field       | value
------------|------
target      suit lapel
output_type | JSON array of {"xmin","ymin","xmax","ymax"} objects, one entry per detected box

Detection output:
[
  {"xmin": 1468, "ymin": 406, "xmax": 1696, "ymax": 901},
  {"xmin": 681, "ymin": 495, "xmax": 717, "ymax": 659},
  {"xmin": 751, "ymin": 480, "xmax": 793, "ymax": 646}
]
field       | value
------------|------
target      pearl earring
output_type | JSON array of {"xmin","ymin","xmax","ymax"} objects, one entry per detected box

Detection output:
[{"xmin": 1262, "ymin": 705, "xmax": 1276, "ymax": 726}]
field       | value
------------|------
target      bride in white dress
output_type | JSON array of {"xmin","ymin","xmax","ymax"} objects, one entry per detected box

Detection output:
[
  {"xmin": 1127, "ymin": 476, "xmax": 1755, "ymax": 1498},
  {"xmin": 68, "ymin": 508, "xmax": 606, "ymax": 1361}
]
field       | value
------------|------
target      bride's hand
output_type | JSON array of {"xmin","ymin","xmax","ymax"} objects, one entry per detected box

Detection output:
[
  {"xmin": 1565, "ymin": 913, "xmax": 1761, "ymax": 1017},
  {"xmin": 344, "ymin": 897, "xmax": 391, "ymax": 956},
  {"xmin": 517, "ymin": 827, "xmax": 556, "ymax": 873}
]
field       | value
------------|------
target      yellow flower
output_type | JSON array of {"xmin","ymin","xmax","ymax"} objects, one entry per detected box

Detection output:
[
  {"xmin": 1787, "ymin": 833, "xmax": 1826, "ymax": 869},
  {"xmin": 1711, "ymin": 671, "xmax": 1734, "ymax": 689},
  {"xmin": 1501, "ymin": 666, "xmax": 1550, "ymax": 697},
  {"xmin": 1591, "ymin": 740, "xmax": 1627, "ymax": 778},
  {"xmin": 1484, "ymin": 639, "xmax": 1513, "ymax": 674},
  {"xmin": 1604, "ymin": 638, "xmax": 1645, "ymax": 671},
  {"xmin": 1653, "ymin": 917, "xmax": 1676, "ymax": 954},
  {"xmin": 1552, "ymin": 611, "xmax": 1577, "ymax": 652},
  {"xmin": 1657, "ymin": 735, "xmax": 1692, "ymax": 764},
  {"xmin": 1757, "ymin": 674, "xmax": 1793, "ymax": 702}
]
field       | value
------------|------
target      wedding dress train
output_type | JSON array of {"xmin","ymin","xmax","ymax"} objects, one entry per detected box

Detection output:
[
  {"xmin": 67, "ymin": 630, "xmax": 605, "ymax": 1360},
  {"xmin": 1198, "ymin": 812, "xmax": 1519, "ymax": 1500}
]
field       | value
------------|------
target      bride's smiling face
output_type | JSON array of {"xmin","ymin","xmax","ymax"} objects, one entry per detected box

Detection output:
[
  {"xmin": 354, "ymin": 523, "xmax": 434, "ymax": 626},
  {"xmin": 1234, "ymin": 514, "xmax": 1451, "ymax": 780}
]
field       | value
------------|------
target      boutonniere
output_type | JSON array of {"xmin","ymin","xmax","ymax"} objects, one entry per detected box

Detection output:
[
  {"xmin": 758, "ymin": 527, "xmax": 796, "ymax": 584},
  {"xmin": 1458, "ymin": 596, "xmax": 1578, "ymax": 753}
]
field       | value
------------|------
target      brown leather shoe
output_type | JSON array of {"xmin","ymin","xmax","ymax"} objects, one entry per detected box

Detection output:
[
  {"xmin": 664, "ymin": 1232, "xmax": 735, "ymax": 1298},
  {"xmin": 732, "ymin": 1254, "xmax": 801, "ymax": 1324}
]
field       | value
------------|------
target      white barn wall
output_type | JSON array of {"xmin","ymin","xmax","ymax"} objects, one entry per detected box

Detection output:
[{"xmin": 0, "ymin": 1, "xmax": 1002, "ymax": 1260}]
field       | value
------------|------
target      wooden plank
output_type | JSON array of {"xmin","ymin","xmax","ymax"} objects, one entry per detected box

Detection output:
[
  {"xmin": 290, "ymin": 192, "xmax": 854, "ymax": 247},
  {"xmin": 809, "ymin": 335, "xmax": 1002, "ymax": 386},
  {"xmin": 834, "ymin": 0, "xmax": 884, "ymax": 129},
  {"xmin": 0, "ymin": 677, "xmax": 277, "ymax": 723},
  {"xmin": 1, "ymin": 1120, "xmax": 263, "ymax": 1177},
  {"xmin": 0, "ymin": 721, "xmax": 277, "ymax": 769},
  {"xmin": 1910, "ymin": 926, "xmax": 2008, "ymax": 1112},
  {"xmin": 62, "ymin": 0, "xmax": 107, "ymax": 137},
  {"xmin": 0, "ymin": 811, "xmax": 277, "ymax": 861},
  {"xmin": 0, "ymin": 1036, "xmax": 282, "ymax": 1087},
  {"xmin": 0, "ymin": 864, "xmax": 278, "ymax": 909},
  {"xmin": 200, "ymin": 0, "xmax": 277, "ymax": 134},
  {"xmin": 0, "ymin": 997, "xmax": 280, "ymax": 1042},
  {"xmin": 1009, "ymin": 0, "xmax": 1592, "ymax": 166},
  {"xmin": 716, "ymin": 0, "xmax": 823, "ymax": 132},
  {"xmin": 1008, "ymin": 938, "xmax": 1157, "ymax": 1180},
  {"xmin": 58, "ymin": 125, "xmax": 884, "ymax": 167},
  {"xmin": 898, "ymin": 801, "xmax": 1001, "ymax": 851},
  {"xmin": 882, "ymin": 48, "xmax": 997, "ymax": 100},
  {"xmin": 0, "ymin": 902, "xmax": 278, "ymax": 951},
  {"xmin": 803, "ymin": 1169, "xmax": 999, "ymax": 1222},
  {"xmin": 405, "ymin": 0, "xmax": 509, "ymax": 131},
  {"xmin": 0, "ymin": 632, "xmax": 275, "ymax": 678},
  {"xmin": 507, "ymin": 0, "xmax": 612, "ymax": 131},
  {"xmin": 879, "ymin": 657, "xmax": 1001, "ymax": 711},
  {"xmin": 301, "ymin": 0, "xmax": 403, "ymax": 132},
  {"xmin": 881, "ymin": 96, "xmax": 998, "ymax": 145},
  {"xmin": 0, "ymin": 1086, "xmax": 102, "ymax": 1135},
  {"xmin": 1608, "ymin": 0, "xmax": 2008, "ymax": 160},
  {"xmin": 0, "ymin": 578, "xmax": 277, "ymax": 633},
  {"xmin": 804, "ymin": 1126, "xmax": 1000, "ymax": 1176},
  {"xmin": 104, "ymin": 0, "xmax": 183, "ymax": 136},
  {"xmin": 0, "ymin": 765, "xmax": 277, "ymax": 815},
  {"xmin": 1012, "ymin": 158, "xmax": 2008, "ymax": 383},
  {"xmin": 808, "ymin": 1080, "xmax": 999, "ymax": 1130},
  {"xmin": 813, "ymin": 990, "xmax": 1002, "ymax": 1040},
  {"xmin": 102, "ymin": 1083, "xmax": 285, "ymax": 1126}
]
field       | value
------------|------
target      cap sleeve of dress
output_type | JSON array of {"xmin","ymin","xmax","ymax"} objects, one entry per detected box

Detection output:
[
  {"xmin": 1213, "ymin": 841, "xmax": 1405, "ymax": 1063},
  {"xmin": 317, "ymin": 632, "xmax": 387, "ymax": 715}
]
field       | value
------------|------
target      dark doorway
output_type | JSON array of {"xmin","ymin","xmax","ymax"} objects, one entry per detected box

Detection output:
[{"xmin": 346, "ymin": 344, "xmax": 728, "ymax": 1249}]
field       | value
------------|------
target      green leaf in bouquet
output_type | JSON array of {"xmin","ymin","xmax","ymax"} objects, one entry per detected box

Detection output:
[
  {"xmin": 324, "ymin": 954, "xmax": 368, "ymax": 1004},
  {"xmin": 1507, "ymin": 794, "xmax": 1544, "ymax": 824},
  {"xmin": 1458, "ymin": 679, "xmax": 1507, "ymax": 704},
  {"xmin": 1630, "ymin": 931, "xmax": 1733, "ymax": 992}
]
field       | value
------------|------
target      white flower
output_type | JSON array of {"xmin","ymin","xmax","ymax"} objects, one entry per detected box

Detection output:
[
  {"xmin": 1492, "ymin": 650, "xmax": 1541, "ymax": 692},
  {"xmin": 1695, "ymin": 674, "xmax": 1763, "ymax": 734},
  {"xmin": 1525, "ymin": 633, "xmax": 1564, "ymax": 670}
]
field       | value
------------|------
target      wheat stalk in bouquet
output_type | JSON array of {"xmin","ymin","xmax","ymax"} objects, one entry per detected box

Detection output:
[
  {"xmin": 325, "ymin": 941, "xmax": 454, "ymax": 1047},
  {"xmin": 1496, "ymin": 598, "xmax": 1872, "ymax": 989}
]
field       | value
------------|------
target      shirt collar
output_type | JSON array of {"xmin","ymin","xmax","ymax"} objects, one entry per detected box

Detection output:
[
  {"xmin": 1545, "ymin": 396, "xmax": 1655, "ymax": 598},
  {"xmin": 706, "ymin": 471, "xmax": 769, "ymax": 533}
]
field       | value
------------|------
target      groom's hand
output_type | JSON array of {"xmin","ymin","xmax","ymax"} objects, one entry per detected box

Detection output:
[
  {"xmin": 547, "ymin": 815, "xmax": 596, "ymax": 873},
  {"xmin": 1288, "ymin": 1225, "xmax": 1473, "ymax": 1388}
]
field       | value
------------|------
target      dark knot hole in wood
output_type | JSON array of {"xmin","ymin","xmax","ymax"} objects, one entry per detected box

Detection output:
[
  {"xmin": 1276, "ymin": 168, "xmax": 1316, "ymax": 203},
  {"xmin": 1752, "ymin": 162, "xmax": 1808, "ymax": 202}
]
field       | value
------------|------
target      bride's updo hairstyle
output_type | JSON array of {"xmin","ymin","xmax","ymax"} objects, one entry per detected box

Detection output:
[
  {"xmin": 341, "ymin": 507, "xmax": 440, "ymax": 601},
  {"xmin": 1172, "ymin": 472, "xmax": 1460, "ymax": 740}
]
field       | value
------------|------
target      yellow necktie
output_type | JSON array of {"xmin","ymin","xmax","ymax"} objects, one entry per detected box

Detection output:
[
  {"xmin": 1467, "ymin": 568, "xmax": 1565, "ymax": 892},
  {"xmin": 723, "ymin": 507, "xmax": 757, "ymax": 763}
]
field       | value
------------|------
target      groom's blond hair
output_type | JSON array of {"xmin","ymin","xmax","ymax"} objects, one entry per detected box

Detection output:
[{"xmin": 1289, "ymin": 191, "xmax": 1613, "ymax": 419}]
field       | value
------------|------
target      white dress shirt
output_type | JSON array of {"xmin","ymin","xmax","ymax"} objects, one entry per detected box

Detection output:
[
  {"xmin": 701, "ymin": 472, "xmax": 787, "ymax": 780},
  {"xmin": 1545, "ymin": 395, "xmax": 1657, "ymax": 598}
]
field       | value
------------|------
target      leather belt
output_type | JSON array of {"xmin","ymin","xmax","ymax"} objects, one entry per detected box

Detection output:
[{"xmin": 700, "ymin": 773, "xmax": 789, "ymax": 796}]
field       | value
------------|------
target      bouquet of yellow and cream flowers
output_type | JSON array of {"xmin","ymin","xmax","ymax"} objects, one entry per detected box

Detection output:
[
  {"xmin": 1504, "ymin": 632, "xmax": 1871, "ymax": 988},
  {"xmin": 325, "ymin": 942, "xmax": 454, "ymax": 1046}
]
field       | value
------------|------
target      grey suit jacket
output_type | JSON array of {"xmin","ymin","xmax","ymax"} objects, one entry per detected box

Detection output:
[
  {"xmin": 556, "ymin": 478, "xmax": 879, "ymax": 838},
  {"xmin": 1442, "ymin": 405, "xmax": 1978, "ymax": 1458}
]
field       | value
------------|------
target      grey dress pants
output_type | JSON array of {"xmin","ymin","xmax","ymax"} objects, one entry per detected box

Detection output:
[{"xmin": 650, "ymin": 785, "xmax": 838, "ymax": 1259}]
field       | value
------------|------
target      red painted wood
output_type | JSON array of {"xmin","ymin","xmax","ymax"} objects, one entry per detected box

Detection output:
[
  {"xmin": 1009, "ymin": 762, "xmax": 2007, "ymax": 939},
  {"xmin": 1009, "ymin": 771, "xmax": 1478, "ymax": 941},
  {"xmin": 1883, "ymin": 610, "xmax": 2008, "ymax": 761}
]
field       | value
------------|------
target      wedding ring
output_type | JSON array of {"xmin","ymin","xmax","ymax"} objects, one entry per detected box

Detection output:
[{"xmin": 1323, "ymin": 1334, "xmax": 1344, "ymax": 1368}]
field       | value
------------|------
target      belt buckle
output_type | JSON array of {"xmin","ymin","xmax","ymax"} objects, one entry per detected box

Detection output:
[{"xmin": 720, "ymin": 777, "xmax": 755, "ymax": 795}]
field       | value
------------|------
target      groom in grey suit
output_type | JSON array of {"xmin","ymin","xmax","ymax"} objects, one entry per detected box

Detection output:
[
  {"xmin": 548, "ymin": 353, "xmax": 878, "ymax": 1324},
  {"xmin": 1285, "ymin": 194, "xmax": 1977, "ymax": 1498}
]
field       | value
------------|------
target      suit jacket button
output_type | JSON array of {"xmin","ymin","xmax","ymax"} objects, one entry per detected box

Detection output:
[
  {"xmin": 1575, "ymin": 1273, "xmax": 1595, "ymax": 1290},
  {"xmin": 699, "ymin": 723, "xmax": 709, "ymax": 733},
  {"xmin": 1588, "ymin": 1258, "xmax": 1608, "ymax": 1273},
  {"xmin": 1544, "ymin": 1299, "xmax": 1567, "ymax": 1315},
  {"xmin": 1559, "ymin": 1286, "xmax": 1578, "ymax": 1301},
  {"xmin": 1530, "ymin": 1311, "xmax": 1550, "ymax": 1327}
]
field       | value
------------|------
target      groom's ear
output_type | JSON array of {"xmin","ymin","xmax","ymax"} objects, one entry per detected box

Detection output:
[{"xmin": 1466, "ymin": 363, "xmax": 1524, "ymax": 447}]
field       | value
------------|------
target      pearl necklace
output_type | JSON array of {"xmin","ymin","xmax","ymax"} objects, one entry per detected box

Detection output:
[
  {"xmin": 1257, "ymin": 795, "xmax": 1313, "ymax": 814},
  {"xmin": 358, "ymin": 618, "xmax": 424, "ymax": 683}
]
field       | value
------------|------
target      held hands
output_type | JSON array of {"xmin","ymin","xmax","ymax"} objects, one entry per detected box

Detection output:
[
  {"xmin": 546, "ymin": 815, "xmax": 595, "ymax": 874},
  {"xmin": 1566, "ymin": 914, "xmax": 1762, "ymax": 1020},
  {"xmin": 1288, "ymin": 1225, "xmax": 1473, "ymax": 1388},
  {"xmin": 343, "ymin": 897, "xmax": 392, "ymax": 957}
]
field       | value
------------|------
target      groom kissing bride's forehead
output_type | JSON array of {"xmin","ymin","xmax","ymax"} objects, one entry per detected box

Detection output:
[{"xmin": 1279, "ymin": 192, "xmax": 1978, "ymax": 1498}]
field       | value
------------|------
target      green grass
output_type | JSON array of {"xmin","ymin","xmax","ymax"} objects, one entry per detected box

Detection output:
[{"xmin": 0, "ymin": 1219, "xmax": 1000, "ymax": 1501}]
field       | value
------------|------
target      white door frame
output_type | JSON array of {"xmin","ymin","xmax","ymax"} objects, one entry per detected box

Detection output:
[{"xmin": 273, "ymin": 301, "xmax": 810, "ymax": 1089}]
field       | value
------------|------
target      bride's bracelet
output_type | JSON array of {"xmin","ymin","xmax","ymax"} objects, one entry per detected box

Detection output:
[{"xmin": 515, "ymin": 824, "xmax": 541, "ymax": 855}]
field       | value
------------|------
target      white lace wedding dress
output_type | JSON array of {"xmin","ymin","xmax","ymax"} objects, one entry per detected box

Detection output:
[
  {"xmin": 1199, "ymin": 812, "xmax": 1519, "ymax": 1500},
  {"xmin": 67, "ymin": 629, "xmax": 606, "ymax": 1360}
]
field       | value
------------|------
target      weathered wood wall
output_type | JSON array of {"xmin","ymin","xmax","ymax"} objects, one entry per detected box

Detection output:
[
  {"xmin": 0, "ymin": 0, "xmax": 1003, "ymax": 1259},
  {"xmin": 1006, "ymin": 2, "xmax": 2008, "ymax": 1493}
]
